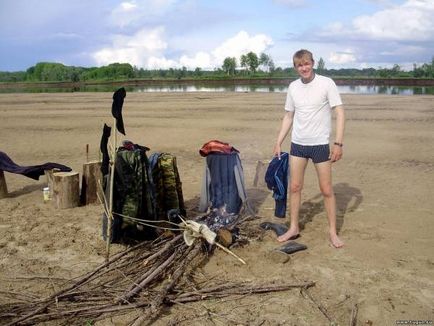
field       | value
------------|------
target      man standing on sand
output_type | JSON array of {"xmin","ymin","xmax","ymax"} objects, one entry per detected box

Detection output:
[{"xmin": 273, "ymin": 49, "xmax": 345, "ymax": 248}]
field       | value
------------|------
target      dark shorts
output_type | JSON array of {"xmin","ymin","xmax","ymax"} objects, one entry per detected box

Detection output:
[{"xmin": 290, "ymin": 142, "xmax": 330, "ymax": 163}]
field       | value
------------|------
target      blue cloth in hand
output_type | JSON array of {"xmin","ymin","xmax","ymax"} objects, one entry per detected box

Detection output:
[{"xmin": 265, "ymin": 152, "xmax": 289, "ymax": 218}]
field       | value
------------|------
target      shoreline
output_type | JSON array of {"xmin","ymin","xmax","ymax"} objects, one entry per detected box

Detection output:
[{"xmin": 1, "ymin": 77, "xmax": 434, "ymax": 90}]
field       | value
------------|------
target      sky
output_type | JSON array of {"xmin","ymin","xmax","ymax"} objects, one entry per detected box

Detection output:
[{"xmin": 0, "ymin": 0, "xmax": 433, "ymax": 72}]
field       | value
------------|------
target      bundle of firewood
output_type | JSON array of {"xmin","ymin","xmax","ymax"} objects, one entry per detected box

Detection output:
[{"xmin": 0, "ymin": 229, "xmax": 315, "ymax": 325}]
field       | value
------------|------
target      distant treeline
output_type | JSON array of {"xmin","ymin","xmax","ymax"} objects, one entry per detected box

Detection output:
[{"xmin": 0, "ymin": 59, "xmax": 433, "ymax": 83}]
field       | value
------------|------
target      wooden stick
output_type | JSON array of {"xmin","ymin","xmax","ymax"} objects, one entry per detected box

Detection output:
[
  {"xmin": 142, "ymin": 234, "xmax": 182, "ymax": 266},
  {"xmin": 120, "ymin": 249, "xmax": 178, "ymax": 303},
  {"xmin": 349, "ymin": 303, "xmax": 358, "ymax": 326},
  {"xmin": 169, "ymin": 281, "xmax": 315, "ymax": 304},
  {"xmin": 2, "ymin": 237, "xmax": 178, "ymax": 325},
  {"xmin": 106, "ymin": 117, "xmax": 117, "ymax": 262},
  {"xmin": 17, "ymin": 301, "xmax": 151, "ymax": 325},
  {"xmin": 131, "ymin": 244, "xmax": 200, "ymax": 326},
  {"xmin": 215, "ymin": 242, "xmax": 246, "ymax": 265}
]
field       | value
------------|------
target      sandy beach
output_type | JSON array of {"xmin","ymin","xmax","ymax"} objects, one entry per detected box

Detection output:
[{"xmin": 0, "ymin": 91, "xmax": 433, "ymax": 325}]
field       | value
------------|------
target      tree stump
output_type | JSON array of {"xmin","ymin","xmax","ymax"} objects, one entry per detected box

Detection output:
[
  {"xmin": 52, "ymin": 171, "xmax": 80, "ymax": 209},
  {"xmin": 80, "ymin": 161, "xmax": 102, "ymax": 205},
  {"xmin": 44, "ymin": 169, "xmax": 55, "ymax": 199},
  {"xmin": 0, "ymin": 170, "xmax": 8, "ymax": 199},
  {"xmin": 253, "ymin": 160, "xmax": 270, "ymax": 187}
]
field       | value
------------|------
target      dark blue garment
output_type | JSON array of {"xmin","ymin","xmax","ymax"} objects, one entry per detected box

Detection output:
[
  {"xmin": 111, "ymin": 87, "xmax": 126, "ymax": 135},
  {"xmin": 290, "ymin": 142, "xmax": 330, "ymax": 163},
  {"xmin": 206, "ymin": 153, "xmax": 242, "ymax": 214},
  {"xmin": 0, "ymin": 151, "xmax": 71, "ymax": 180},
  {"xmin": 100, "ymin": 123, "xmax": 112, "ymax": 176},
  {"xmin": 265, "ymin": 152, "xmax": 289, "ymax": 218}
]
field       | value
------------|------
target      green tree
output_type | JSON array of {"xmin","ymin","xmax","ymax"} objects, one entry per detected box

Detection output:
[
  {"xmin": 377, "ymin": 67, "xmax": 390, "ymax": 78},
  {"xmin": 240, "ymin": 54, "xmax": 248, "ymax": 74},
  {"xmin": 268, "ymin": 59, "xmax": 275, "ymax": 73},
  {"xmin": 70, "ymin": 70, "xmax": 80, "ymax": 82},
  {"xmin": 245, "ymin": 51, "xmax": 259, "ymax": 73},
  {"xmin": 194, "ymin": 67, "xmax": 203, "ymax": 77},
  {"xmin": 431, "ymin": 57, "xmax": 434, "ymax": 78},
  {"xmin": 25, "ymin": 62, "xmax": 72, "ymax": 81},
  {"xmin": 391, "ymin": 64, "xmax": 401, "ymax": 77},
  {"xmin": 222, "ymin": 57, "xmax": 237, "ymax": 75},
  {"xmin": 259, "ymin": 53, "xmax": 270, "ymax": 71},
  {"xmin": 259, "ymin": 53, "xmax": 275, "ymax": 73},
  {"xmin": 317, "ymin": 57, "xmax": 326, "ymax": 74},
  {"xmin": 82, "ymin": 63, "xmax": 134, "ymax": 80}
]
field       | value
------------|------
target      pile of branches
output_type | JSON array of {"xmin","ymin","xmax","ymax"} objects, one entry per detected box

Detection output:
[
  {"xmin": 0, "ymin": 230, "xmax": 315, "ymax": 326},
  {"xmin": 1, "ymin": 234, "xmax": 195, "ymax": 325}
]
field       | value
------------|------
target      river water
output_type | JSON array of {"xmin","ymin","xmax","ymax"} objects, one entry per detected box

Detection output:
[
  {"xmin": 1, "ymin": 83, "xmax": 433, "ymax": 95},
  {"xmin": 131, "ymin": 84, "xmax": 434, "ymax": 95}
]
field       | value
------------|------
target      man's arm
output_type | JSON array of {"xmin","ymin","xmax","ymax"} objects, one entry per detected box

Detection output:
[
  {"xmin": 330, "ymin": 105, "xmax": 345, "ymax": 162},
  {"xmin": 274, "ymin": 111, "xmax": 294, "ymax": 158}
]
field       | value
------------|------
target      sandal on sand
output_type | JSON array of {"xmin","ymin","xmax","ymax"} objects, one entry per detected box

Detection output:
[
  {"xmin": 278, "ymin": 241, "xmax": 307, "ymax": 254},
  {"xmin": 270, "ymin": 241, "xmax": 307, "ymax": 264},
  {"xmin": 259, "ymin": 222, "xmax": 288, "ymax": 237}
]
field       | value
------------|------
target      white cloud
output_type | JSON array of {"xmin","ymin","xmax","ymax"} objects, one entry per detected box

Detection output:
[
  {"xmin": 121, "ymin": 2, "xmax": 138, "ymax": 10},
  {"xmin": 109, "ymin": 0, "xmax": 178, "ymax": 28},
  {"xmin": 353, "ymin": 1, "xmax": 434, "ymax": 41},
  {"xmin": 110, "ymin": 2, "xmax": 140, "ymax": 28},
  {"xmin": 300, "ymin": 0, "xmax": 434, "ymax": 68},
  {"xmin": 329, "ymin": 50, "xmax": 356, "ymax": 64},
  {"xmin": 93, "ymin": 27, "xmax": 167, "ymax": 67},
  {"xmin": 147, "ymin": 56, "xmax": 178, "ymax": 69},
  {"xmin": 176, "ymin": 31, "xmax": 273, "ymax": 69},
  {"xmin": 212, "ymin": 31, "xmax": 273, "ymax": 65},
  {"xmin": 321, "ymin": 0, "xmax": 434, "ymax": 42},
  {"xmin": 164, "ymin": 31, "xmax": 274, "ymax": 69},
  {"xmin": 110, "ymin": 0, "xmax": 178, "ymax": 28},
  {"xmin": 179, "ymin": 52, "xmax": 212, "ymax": 69},
  {"xmin": 92, "ymin": 28, "xmax": 273, "ymax": 69},
  {"xmin": 272, "ymin": 0, "xmax": 307, "ymax": 8}
]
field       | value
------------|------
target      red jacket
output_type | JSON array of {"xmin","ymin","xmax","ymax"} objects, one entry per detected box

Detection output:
[{"xmin": 199, "ymin": 140, "xmax": 239, "ymax": 157}]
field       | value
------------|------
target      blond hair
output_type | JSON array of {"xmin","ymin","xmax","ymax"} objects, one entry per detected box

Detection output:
[{"xmin": 293, "ymin": 49, "xmax": 314, "ymax": 67}]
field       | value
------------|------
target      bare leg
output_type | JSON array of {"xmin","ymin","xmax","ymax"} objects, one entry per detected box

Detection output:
[
  {"xmin": 277, "ymin": 156, "xmax": 308, "ymax": 242},
  {"xmin": 314, "ymin": 161, "xmax": 344, "ymax": 248}
]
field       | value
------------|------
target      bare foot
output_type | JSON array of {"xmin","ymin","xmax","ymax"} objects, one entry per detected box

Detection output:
[
  {"xmin": 330, "ymin": 233, "xmax": 344, "ymax": 248},
  {"xmin": 277, "ymin": 229, "xmax": 300, "ymax": 242}
]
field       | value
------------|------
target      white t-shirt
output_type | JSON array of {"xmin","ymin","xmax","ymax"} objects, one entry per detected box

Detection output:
[{"xmin": 285, "ymin": 74, "xmax": 342, "ymax": 146}]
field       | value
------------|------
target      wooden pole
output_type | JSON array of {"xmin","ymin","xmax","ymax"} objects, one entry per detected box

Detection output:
[
  {"xmin": 0, "ymin": 170, "xmax": 8, "ymax": 199},
  {"xmin": 106, "ymin": 118, "xmax": 117, "ymax": 262}
]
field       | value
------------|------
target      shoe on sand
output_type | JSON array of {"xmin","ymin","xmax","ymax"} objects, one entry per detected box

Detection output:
[
  {"xmin": 270, "ymin": 241, "xmax": 307, "ymax": 264},
  {"xmin": 278, "ymin": 241, "xmax": 307, "ymax": 254},
  {"xmin": 259, "ymin": 222, "xmax": 288, "ymax": 237}
]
